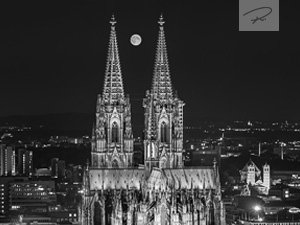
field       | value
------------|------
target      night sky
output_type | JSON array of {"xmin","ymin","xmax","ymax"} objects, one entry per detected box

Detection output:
[{"xmin": 0, "ymin": 1, "xmax": 299, "ymax": 125}]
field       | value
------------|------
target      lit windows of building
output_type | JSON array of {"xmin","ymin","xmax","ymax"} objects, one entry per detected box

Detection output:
[
  {"xmin": 285, "ymin": 189, "xmax": 290, "ymax": 198},
  {"xmin": 0, "ymin": 144, "xmax": 16, "ymax": 176},
  {"xmin": 0, "ymin": 177, "xmax": 24, "ymax": 217},
  {"xmin": 17, "ymin": 149, "xmax": 33, "ymax": 177},
  {"xmin": 9, "ymin": 181, "xmax": 56, "ymax": 214}
]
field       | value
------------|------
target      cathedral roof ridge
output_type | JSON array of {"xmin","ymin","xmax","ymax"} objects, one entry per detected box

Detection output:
[
  {"xmin": 89, "ymin": 167, "xmax": 144, "ymax": 171},
  {"xmin": 162, "ymin": 166, "xmax": 214, "ymax": 170}
]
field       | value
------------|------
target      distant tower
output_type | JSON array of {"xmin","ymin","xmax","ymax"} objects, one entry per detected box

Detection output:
[
  {"xmin": 91, "ymin": 15, "xmax": 134, "ymax": 168},
  {"xmin": 0, "ymin": 144, "xmax": 15, "ymax": 176},
  {"xmin": 18, "ymin": 149, "xmax": 33, "ymax": 177},
  {"xmin": 263, "ymin": 163, "xmax": 270, "ymax": 190},
  {"xmin": 143, "ymin": 14, "xmax": 185, "ymax": 175},
  {"xmin": 281, "ymin": 143, "xmax": 284, "ymax": 160},
  {"xmin": 247, "ymin": 161, "xmax": 256, "ymax": 185},
  {"xmin": 51, "ymin": 158, "xmax": 59, "ymax": 178},
  {"xmin": 57, "ymin": 160, "xmax": 65, "ymax": 179}
]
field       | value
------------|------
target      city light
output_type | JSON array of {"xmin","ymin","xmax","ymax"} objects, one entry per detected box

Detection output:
[
  {"xmin": 253, "ymin": 205, "xmax": 262, "ymax": 222},
  {"xmin": 0, "ymin": 2, "xmax": 297, "ymax": 225},
  {"xmin": 253, "ymin": 205, "xmax": 261, "ymax": 211}
]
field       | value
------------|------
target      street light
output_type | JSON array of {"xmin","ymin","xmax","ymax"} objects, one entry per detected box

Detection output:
[
  {"xmin": 253, "ymin": 205, "xmax": 262, "ymax": 221},
  {"xmin": 254, "ymin": 205, "xmax": 261, "ymax": 212}
]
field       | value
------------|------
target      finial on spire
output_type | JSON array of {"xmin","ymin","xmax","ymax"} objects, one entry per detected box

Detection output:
[
  {"xmin": 158, "ymin": 13, "xmax": 165, "ymax": 26},
  {"xmin": 110, "ymin": 14, "xmax": 117, "ymax": 26}
]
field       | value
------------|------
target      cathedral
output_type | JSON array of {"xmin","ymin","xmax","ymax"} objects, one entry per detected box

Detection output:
[
  {"xmin": 239, "ymin": 159, "xmax": 270, "ymax": 195},
  {"xmin": 79, "ymin": 15, "xmax": 226, "ymax": 225}
]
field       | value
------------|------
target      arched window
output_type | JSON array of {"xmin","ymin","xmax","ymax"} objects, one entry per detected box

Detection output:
[
  {"xmin": 160, "ymin": 121, "xmax": 167, "ymax": 143},
  {"xmin": 93, "ymin": 160, "xmax": 98, "ymax": 167},
  {"xmin": 151, "ymin": 142, "xmax": 155, "ymax": 158},
  {"xmin": 112, "ymin": 159, "xmax": 118, "ymax": 168},
  {"xmin": 147, "ymin": 144, "xmax": 151, "ymax": 158},
  {"xmin": 94, "ymin": 201, "xmax": 102, "ymax": 225},
  {"xmin": 105, "ymin": 126, "xmax": 108, "ymax": 142},
  {"xmin": 209, "ymin": 201, "xmax": 215, "ymax": 224},
  {"xmin": 111, "ymin": 121, "xmax": 118, "ymax": 143},
  {"xmin": 161, "ymin": 204, "xmax": 167, "ymax": 225}
]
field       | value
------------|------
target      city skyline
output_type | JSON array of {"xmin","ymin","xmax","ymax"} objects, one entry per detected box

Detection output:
[
  {"xmin": 2, "ymin": 2, "xmax": 300, "ymax": 225},
  {"xmin": 0, "ymin": 1, "xmax": 298, "ymax": 124}
]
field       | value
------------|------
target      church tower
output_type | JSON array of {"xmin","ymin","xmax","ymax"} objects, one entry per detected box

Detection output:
[
  {"xmin": 247, "ymin": 161, "xmax": 256, "ymax": 185},
  {"xmin": 263, "ymin": 163, "xmax": 270, "ymax": 191},
  {"xmin": 91, "ymin": 15, "xmax": 134, "ymax": 168},
  {"xmin": 143, "ymin": 15, "xmax": 185, "ymax": 175}
]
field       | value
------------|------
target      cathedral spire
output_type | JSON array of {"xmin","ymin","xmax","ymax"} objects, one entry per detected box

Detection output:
[
  {"xmin": 151, "ymin": 14, "xmax": 173, "ymax": 102},
  {"xmin": 144, "ymin": 14, "xmax": 184, "ymax": 171},
  {"xmin": 103, "ymin": 14, "xmax": 125, "ymax": 103}
]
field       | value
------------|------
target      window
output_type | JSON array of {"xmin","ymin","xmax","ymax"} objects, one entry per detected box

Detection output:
[
  {"xmin": 112, "ymin": 160, "xmax": 118, "ymax": 168},
  {"xmin": 161, "ymin": 204, "xmax": 167, "ymax": 225},
  {"xmin": 160, "ymin": 121, "xmax": 167, "ymax": 143},
  {"xmin": 111, "ymin": 122, "xmax": 119, "ymax": 143}
]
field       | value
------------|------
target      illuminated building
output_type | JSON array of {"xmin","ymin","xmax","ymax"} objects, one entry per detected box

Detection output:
[
  {"xmin": 48, "ymin": 209, "xmax": 78, "ymax": 224},
  {"xmin": 0, "ymin": 177, "xmax": 19, "ymax": 218},
  {"xmin": 9, "ymin": 180, "xmax": 56, "ymax": 214},
  {"xmin": 185, "ymin": 145, "xmax": 222, "ymax": 167},
  {"xmin": 263, "ymin": 163, "xmax": 270, "ymax": 190},
  {"xmin": 240, "ymin": 159, "xmax": 270, "ymax": 194},
  {"xmin": 80, "ymin": 15, "xmax": 225, "ymax": 225},
  {"xmin": 0, "ymin": 183, "xmax": 4, "ymax": 216},
  {"xmin": 51, "ymin": 158, "xmax": 59, "ymax": 178},
  {"xmin": 35, "ymin": 168, "xmax": 52, "ymax": 177},
  {"xmin": 51, "ymin": 158, "xmax": 66, "ymax": 179},
  {"xmin": 0, "ymin": 144, "xmax": 16, "ymax": 176},
  {"xmin": 0, "ymin": 177, "xmax": 30, "ymax": 220},
  {"xmin": 17, "ymin": 148, "xmax": 33, "ymax": 177}
]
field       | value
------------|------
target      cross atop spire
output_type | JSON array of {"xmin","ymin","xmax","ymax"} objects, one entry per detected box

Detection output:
[
  {"xmin": 103, "ymin": 15, "xmax": 125, "ymax": 103},
  {"xmin": 110, "ymin": 14, "xmax": 116, "ymax": 26},
  {"xmin": 151, "ymin": 14, "xmax": 173, "ymax": 102},
  {"xmin": 158, "ymin": 13, "xmax": 165, "ymax": 26}
]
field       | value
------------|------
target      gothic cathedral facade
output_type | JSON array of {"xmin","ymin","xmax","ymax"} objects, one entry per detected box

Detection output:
[
  {"xmin": 91, "ymin": 16, "xmax": 134, "ymax": 169},
  {"xmin": 143, "ymin": 16, "xmax": 184, "ymax": 175},
  {"xmin": 80, "ymin": 15, "xmax": 226, "ymax": 225}
]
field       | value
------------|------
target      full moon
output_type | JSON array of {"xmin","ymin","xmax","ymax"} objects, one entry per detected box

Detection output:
[{"xmin": 130, "ymin": 34, "xmax": 142, "ymax": 46}]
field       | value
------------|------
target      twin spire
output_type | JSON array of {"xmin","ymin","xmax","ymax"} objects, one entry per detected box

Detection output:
[
  {"xmin": 102, "ymin": 14, "xmax": 173, "ymax": 103},
  {"xmin": 152, "ymin": 14, "xmax": 173, "ymax": 102},
  {"xmin": 103, "ymin": 15, "xmax": 124, "ymax": 103}
]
